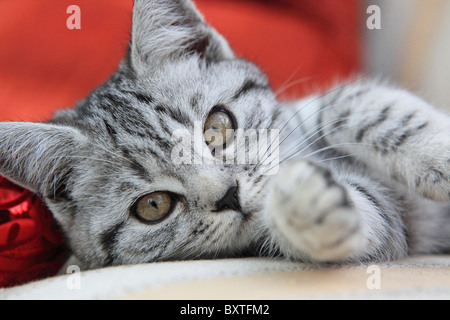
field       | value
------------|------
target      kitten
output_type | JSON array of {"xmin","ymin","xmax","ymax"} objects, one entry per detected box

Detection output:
[{"xmin": 0, "ymin": 0, "xmax": 449, "ymax": 270}]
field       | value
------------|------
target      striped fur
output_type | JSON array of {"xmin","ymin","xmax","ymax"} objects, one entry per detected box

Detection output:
[{"xmin": 0, "ymin": 0, "xmax": 449, "ymax": 269}]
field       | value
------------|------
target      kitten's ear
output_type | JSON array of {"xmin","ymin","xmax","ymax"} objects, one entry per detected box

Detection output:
[
  {"xmin": 129, "ymin": 0, "xmax": 234, "ymax": 73},
  {"xmin": 0, "ymin": 122, "xmax": 85, "ymax": 198}
]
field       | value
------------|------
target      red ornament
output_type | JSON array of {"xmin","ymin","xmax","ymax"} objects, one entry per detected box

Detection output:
[{"xmin": 0, "ymin": 176, "xmax": 68, "ymax": 288}]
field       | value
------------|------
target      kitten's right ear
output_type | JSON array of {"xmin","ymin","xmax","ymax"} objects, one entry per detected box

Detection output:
[
  {"xmin": 0, "ymin": 122, "xmax": 86, "ymax": 198},
  {"xmin": 128, "ymin": 0, "xmax": 235, "ymax": 74}
]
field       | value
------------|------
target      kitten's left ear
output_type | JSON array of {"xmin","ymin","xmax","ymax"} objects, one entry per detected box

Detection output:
[
  {"xmin": 129, "ymin": 0, "xmax": 235, "ymax": 74},
  {"xmin": 0, "ymin": 122, "xmax": 86, "ymax": 199}
]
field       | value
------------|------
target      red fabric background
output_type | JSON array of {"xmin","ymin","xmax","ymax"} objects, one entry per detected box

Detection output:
[
  {"xmin": 0, "ymin": 0, "xmax": 361, "ymax": 287},
  {"xmin": 0, "ymin": 0, "xmax": 361, "ymax": 122}
]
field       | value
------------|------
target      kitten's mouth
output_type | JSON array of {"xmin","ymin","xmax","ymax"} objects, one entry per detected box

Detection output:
[
  {"xmin": 240, "ymin": 209, "xmax": 254, "ymax": 222},
  {"xmin": 232, "ymin": 209, "xmax": 253, "ymax": 222}
]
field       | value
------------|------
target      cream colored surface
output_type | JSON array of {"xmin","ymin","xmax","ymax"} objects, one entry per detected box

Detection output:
[
  {"xmin": 2, "ymin": 255, "xmax": 450, "ymax": 300},
  {"xmin": 124, "ymin": 265, "xmax": 450, "ymax": 300}
]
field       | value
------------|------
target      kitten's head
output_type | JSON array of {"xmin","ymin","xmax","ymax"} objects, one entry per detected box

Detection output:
[{"xmin": 0, "ymin": 0, "xmax": 280, "ymax": 268}]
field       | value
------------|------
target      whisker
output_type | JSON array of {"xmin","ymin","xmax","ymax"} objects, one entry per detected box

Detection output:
[
  {"xmin": 259, "ymin": 124, "xmax": 373, "ymax": 177},
  {"xmin": 315, "ymin": 153, "xmax": 366, "ymax": 163},
  {"xmin": 51, "ymin": 155, "xmax": 123, "ymax": 167},
  {"xmin": 277, "ymin": 118, "xmax": 374, "ymax": 165},
  {"xmin": 257, "ymin": 100, "xmax": 384, "ymax": 171},
  {"xmin": 275, "ymin": 76, "xmax": 314, "ymax": 97},
  {"xmin": 83, "ymin": 139, "xmax": 136, "ymax": 166},
  {"xmin": 277, "ymin": 116, "xmax": 354, "ymax": 162},
  {"xmin": 254, "ymin": 74, "xmax": 369, "ymax": 172},
  {"xmin": 258, "ymin": 145, "xmax": 363, "ymax": 178},
  {"xmin": 275, "ymin": 65, "xmax": 305, "ymax": 96},
  {"xmin": 256, "ymin": 117, "xmax": 346, "ymax": 172},
  {"xmin": 303, "ymin": 143, "xmax": 368, "ymax": 159},
  {"xmin": 258, "ymin": 115, "xmax": 355, "ymax": 172}
]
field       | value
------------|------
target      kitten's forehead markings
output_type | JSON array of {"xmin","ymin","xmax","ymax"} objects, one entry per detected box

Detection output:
[
  {"xmin": 190, "ymin": 92, "xmax": 203, "ymax": 112},
  {"xmin": 233, "ymin": 79, "xmax": 271, "ymax": 101},
  {"xmin": 130, "ymin": 91, "xmax": 154, "ymax": 105}
]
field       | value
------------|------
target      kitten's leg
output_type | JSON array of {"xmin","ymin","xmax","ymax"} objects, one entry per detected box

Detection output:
[
  {"xmin": 404, "ymin": 197, "xmax": 450, "ymax": 254},
  {"xmin": 265, "ymin": 160, "xmax": 407, "ymax": 262},
  {"xmin": 295, "ymin": 82, "xmax": 450, "ymax": 201}
]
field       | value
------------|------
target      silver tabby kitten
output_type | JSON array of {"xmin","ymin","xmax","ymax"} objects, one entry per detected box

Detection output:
[{"xmin": 0, "ymin": 0, "xmax": 449, "ymax": 270}]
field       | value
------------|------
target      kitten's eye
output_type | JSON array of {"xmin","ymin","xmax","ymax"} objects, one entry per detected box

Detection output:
[
  {"xmin": 133, "ymin": 192, "xmax": 175, "ymax": 223},
  {"xmin": 204, "ymin": 107, "xmax": 235, "ymax": 148}
]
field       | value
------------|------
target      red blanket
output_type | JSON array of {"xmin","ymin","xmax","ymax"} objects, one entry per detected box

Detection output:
[{"xmin": 0, "ymin": 0, "xmax": 361, "ymax": 287}]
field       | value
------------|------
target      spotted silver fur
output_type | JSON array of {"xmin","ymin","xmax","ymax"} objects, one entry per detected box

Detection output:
[{"xmin": 0, "ymin": 0, "xmax": 449, "ymax": 269}]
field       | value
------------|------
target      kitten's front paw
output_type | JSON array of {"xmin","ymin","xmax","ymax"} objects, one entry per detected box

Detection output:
[{"xmin": 269, "ymin": 161, "xmax": 365, "ymax": 262}]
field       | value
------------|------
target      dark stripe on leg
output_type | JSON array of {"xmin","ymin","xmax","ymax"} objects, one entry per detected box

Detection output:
[
  {"xmin": 356, "ymin": 106, "xmax": 391, "ymax": 142},
  {"xmin": 392, "ymin": 122, "xmax": 428, "ymax": 150},
  {"xmin": 349, "ymin": 183, "xmax": 390, "ymax": 225}
]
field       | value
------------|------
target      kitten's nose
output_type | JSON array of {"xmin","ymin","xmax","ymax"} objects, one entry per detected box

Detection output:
[{"xmin": 213, "ymin": 185, "xmax": 241, "ymax": 212}]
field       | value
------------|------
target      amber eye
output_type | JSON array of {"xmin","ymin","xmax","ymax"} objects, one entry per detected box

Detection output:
[
  {"xmin": 133, "ymin": 192, "xmax": 175, "ymax": 223},
  {"xmin": 204, "ymin": 107, "xmax": 236, "ymax": 148}
]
